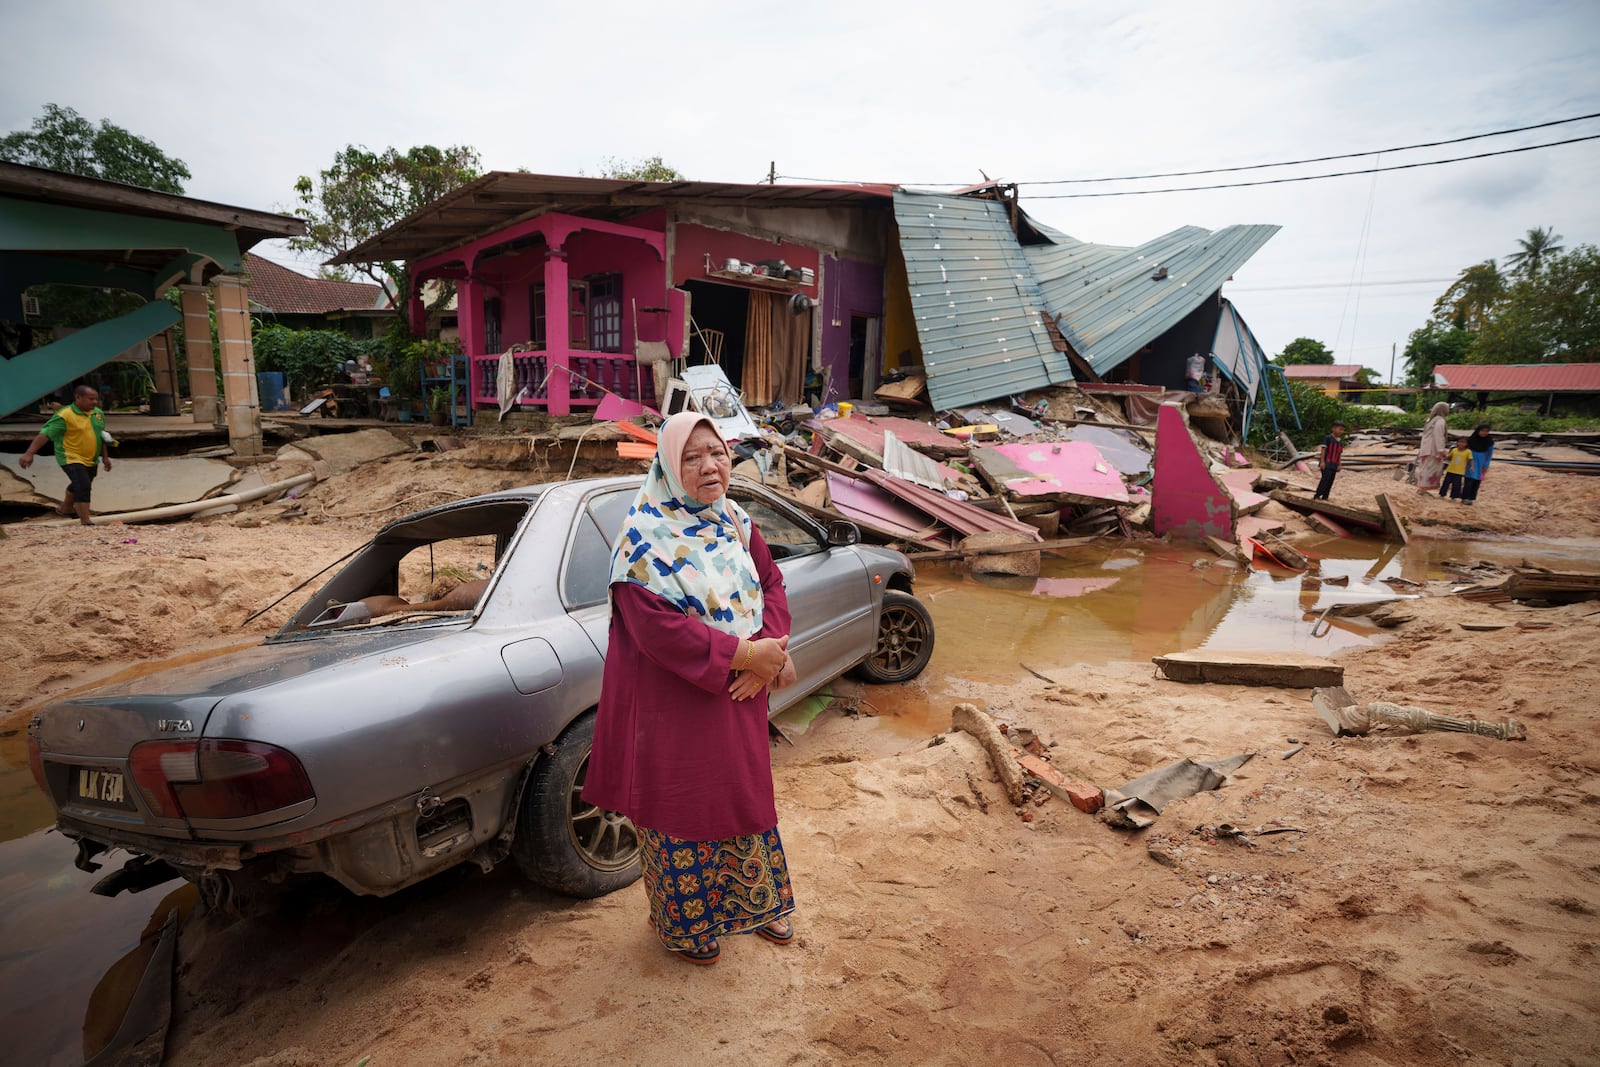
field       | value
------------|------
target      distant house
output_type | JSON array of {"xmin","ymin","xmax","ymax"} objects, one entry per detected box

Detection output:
[
  {"xmin": 244, "ymin": 254, "xmax": 390, "ymax": 338},
  {"xmin": 335, "ymin": 174, "xmax": 1282, "ymax": 430},
  {"xmin": 1282, "ymin": 364, "xmax": 1363, "ymax": 399},
  {"xmin": 1433, "ymin": 362, "xmax": 1600, "ymax": 414}
]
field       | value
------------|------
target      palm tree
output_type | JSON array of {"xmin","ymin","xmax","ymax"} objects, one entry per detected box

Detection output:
[
  {"xmin": 1431, "ymin": 260, "xmax": 1504, "ymax": 331},
  {"xmin": 1505, "ymin": 227, "xmax": 1564, "ymax": 276}
]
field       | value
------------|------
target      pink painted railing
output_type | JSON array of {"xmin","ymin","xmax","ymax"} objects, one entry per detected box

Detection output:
[{"xmin": 470, "ymin": 350, "xmax": 657, "ymax": 413}]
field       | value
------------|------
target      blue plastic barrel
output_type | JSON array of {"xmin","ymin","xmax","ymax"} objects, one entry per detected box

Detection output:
[{"xmin": 257, "ymin": 372, "xmax": 286, "ymax": 412}]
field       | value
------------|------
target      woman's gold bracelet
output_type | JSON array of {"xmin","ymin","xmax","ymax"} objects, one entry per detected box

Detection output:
[{"xmin": 737, "ymin": 640, "xmax": 755, "ymax": 671}]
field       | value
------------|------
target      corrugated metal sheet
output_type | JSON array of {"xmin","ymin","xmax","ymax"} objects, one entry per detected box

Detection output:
[
  {"xmin": 893, "ymin": 191, "xmax": 1071, "ymax": 410},
  {"xmin": 1432, "ymin": 363, "xmax": 1600, "ymax": 392},
  {"xmin": 1283, "ymin": 364, "xmax": 1363, "ymax": 379},
  {"xmin": 1026, "ymin": 222, "xmax": 1280, "ymax": 375}
]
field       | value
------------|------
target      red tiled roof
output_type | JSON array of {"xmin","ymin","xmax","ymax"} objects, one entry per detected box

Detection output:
[
  {"xmin": 1283, "ymin": 364, "xmax": 1363, "ymax": 379},
  {"xmin": 244, "ymin": 253, "xmax": 388, "ymax": 315},
  {"xmin": 1432, "ymin": 363, "xmax": 1600, "ymax": 393}
]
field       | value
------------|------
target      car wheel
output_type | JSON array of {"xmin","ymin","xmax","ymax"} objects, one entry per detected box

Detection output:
[
  {"xmin": 511, "ymin": 710, "xmax": 641, "ymax": 898},
  {"xmin": 851, "ymin": 590, "xmax": 936, "ymax": 684}
]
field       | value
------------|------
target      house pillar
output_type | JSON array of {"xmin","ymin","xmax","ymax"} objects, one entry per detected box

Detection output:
[
  {"xmin": 544, "ymin": 250, "xmax": 570, "ymax": 416},
  {"xmin": 179, "ymin": 285, "xmax": 219, "ymax": 423},
  {"xmin": 149, "ymin": 328, "xmax": 178, "ymax": 412},
  {"xmin": 210, "ymin": 274, "xmax": 263, "ymax": 456},
  {"xmin": 458, "ymin": 276, "xmax": 484, "ymax": 362}
]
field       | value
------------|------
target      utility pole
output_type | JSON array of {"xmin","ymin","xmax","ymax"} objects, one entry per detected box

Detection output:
[
  {"xmin": 767, "ymin": 161, "xmax": 776, "ymax": 185},
  {"xmin": 1388, "ymin": 342, "xmax": 1396, "ymax": 389}
]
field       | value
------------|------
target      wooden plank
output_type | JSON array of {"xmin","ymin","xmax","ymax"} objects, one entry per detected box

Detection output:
[
  {"xmin": 909, "ymin": 536, "xmax": 1098, "ymax": 562},
  {"xmin": 1153, "ymin": 650, "xmax": 1345, "ymax": 688},
  {"xmin": 1267, "ymin": 489, "xmax": 1386, "ymax": 533},
  {"xmin": 1374, "ymin": 493, "xmax": 1409, "ymax": 544}
]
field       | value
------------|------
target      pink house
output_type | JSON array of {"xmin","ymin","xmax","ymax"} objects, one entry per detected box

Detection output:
[{"xmin": 336, "ymin": 173, "xmax": 897, "ymax": 417}]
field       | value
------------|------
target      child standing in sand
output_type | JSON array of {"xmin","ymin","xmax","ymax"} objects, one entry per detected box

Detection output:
[{"xmin": 1439, "ymin": 437, "xmax": 1472, "ymax": 501}]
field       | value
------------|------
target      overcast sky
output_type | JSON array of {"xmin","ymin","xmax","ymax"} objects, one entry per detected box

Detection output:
[{"xmin": 5, "ymin": 0, "xmax": 1598, "ymax": 380}]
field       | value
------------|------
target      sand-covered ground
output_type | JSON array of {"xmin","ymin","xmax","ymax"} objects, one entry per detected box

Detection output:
[{"xmin": 2, "ymin": 438, "xmax": 1598, "ymax": 1066}]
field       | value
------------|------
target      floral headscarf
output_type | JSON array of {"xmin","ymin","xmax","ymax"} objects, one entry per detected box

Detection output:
[{"xmin": 607, "ymin": 413, "xmax": 763, "ymax": 638}]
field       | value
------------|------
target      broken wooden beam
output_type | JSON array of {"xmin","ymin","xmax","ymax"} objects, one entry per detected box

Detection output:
[
  {"xmin": 1267, "ymin": 489, "xmax": 1387, "ymax": 534},
  {"xmin": 1375, "ymin": 492, "xmax": 1409, "ymax": 544},
  {"xmin": 1153, "ymin": 650, "xmax": 1345, "ymax": 688}
]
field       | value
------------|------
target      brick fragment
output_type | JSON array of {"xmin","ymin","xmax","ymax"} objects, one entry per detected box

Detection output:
[{"xmin": 1064, "ymin": 781, "xmax": 1104, "ymax": 814}]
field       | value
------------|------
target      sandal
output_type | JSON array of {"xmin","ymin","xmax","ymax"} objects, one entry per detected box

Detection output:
[
  {"xmin": 755, "ymin": 917, "xmax": 794, "ymax": 945},
  {"xmin": 673, "ymin": 940, "xmax": 720, "ymax": 965}
]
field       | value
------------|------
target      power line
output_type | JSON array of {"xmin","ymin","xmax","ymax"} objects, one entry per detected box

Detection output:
[
  {"xmin": 1023, "ymin": 134, "xmax": 1600, "ymax": 199},
  {"xmin": 1229, "ymin": 278, "xmax": 1455, "ymax": 292},
  {"xmin": 774, "ymin": 109, "xmax": 1600, "ymax": 188}
]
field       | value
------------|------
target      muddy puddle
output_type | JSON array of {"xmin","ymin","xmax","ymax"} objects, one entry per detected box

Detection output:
[
  {"xmin": 2, "ymin": 532, "xmax": 1594, "ymax": 1063},
  {"xmin": 848, "ymin": 534, "xmax": 1600, "ymax": 740}
]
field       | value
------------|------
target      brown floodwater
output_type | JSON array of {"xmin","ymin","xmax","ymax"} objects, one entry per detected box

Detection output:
[{"xmin": 2, "ymin": 533, "xmax": 1595, "ymax": 1063}]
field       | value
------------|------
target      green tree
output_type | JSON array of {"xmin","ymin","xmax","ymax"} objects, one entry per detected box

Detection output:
[
  {"xmin": 291, "ymin": 144, "xmax": 482, "ymax": 318},
  {"xmin": 1275, "ymin": 336, "xmax": 1334, "ymax": 365},
  {"xmin": 1475, "ymin": 244, "xmax": 1600, "ymax": 364},
  {"xmin": 590, "ymin": 155, "xmax": 685, "ymax": 181},
  {"xmin": 1504, "ymin": 226, "xmax": 1564, "ymax": 277},
  {"xmin": 1430, "ymin": 260, "xmax": 1504, "ymax": 331},
  {"xmin": 0, "ymin": 103, "xmax": 191, "ymax": 193},
  {"xmin": 1402, "ymin": 323, "xmax": 1476, "ymax": 387},
  {"xmin": 251, "ymin": 324, "xmax": 364, "ymax": 399}
]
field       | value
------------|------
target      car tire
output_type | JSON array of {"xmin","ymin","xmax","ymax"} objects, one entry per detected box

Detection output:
[
  {"xmin": 511, "ymin": 710, "xmax": 641, "ymax": 898},
  {"xmin": 851, "ymin": 590, "xmax": 936, "ymax": 684}
]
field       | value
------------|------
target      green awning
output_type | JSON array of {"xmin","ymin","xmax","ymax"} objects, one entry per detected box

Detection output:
[{"xmin": 1, "ymin": 299, "xmax": 180, "ymax": 418}]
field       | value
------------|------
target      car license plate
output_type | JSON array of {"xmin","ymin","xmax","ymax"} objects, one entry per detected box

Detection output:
[{"xmin": 75, "ymin": 768, "xmax": 135, "ymax": 811}]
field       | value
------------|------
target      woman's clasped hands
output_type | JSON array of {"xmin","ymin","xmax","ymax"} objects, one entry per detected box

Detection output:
[{"xmin": 729, "ymin": 635, "xmax": 795, "ymax": 701}]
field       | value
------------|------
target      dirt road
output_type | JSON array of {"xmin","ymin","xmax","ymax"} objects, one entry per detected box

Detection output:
[{"xmin": 2, "ymin": 445, "xmax": 1597, "ymax": 1065}]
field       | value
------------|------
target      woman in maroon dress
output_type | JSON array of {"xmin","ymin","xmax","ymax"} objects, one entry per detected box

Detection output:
[{"xmin": 582, "ymin": 412, "xmax": 798, "ymax": 964}]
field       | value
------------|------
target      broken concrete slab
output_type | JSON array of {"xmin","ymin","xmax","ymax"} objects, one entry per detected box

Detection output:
[
  {"xmin": 1218, "ymin": 468, "xmax": 1271, "ymax": 516},
  {"xmin": 0, "ymin": 454, "xmax": 237, "ymax": 513},
  {"xmin": 1152, "ymin": 403, "xmax": 1234, "ymax": 541},
  {"xmin": 1153, "ymin": 650, "xmax": 1344, "ymax": 688},
  {"xmin": 1056, "ymin": 423, "xmax": 1152, "ymax": 476},
  {"xmin": 814, "ymin": 412, "xmax": 968, "ymax": 460},
  {"xmin": 286, "ymin": 428, "xmax": 409, "ymax": 476},
  {"xmin": 963, "ymin": 530, "xmax": 1040, "ymax": 576},
  {"xmin": 970, "ymin": 441, "xmax": 1130, "ymax": 505}
]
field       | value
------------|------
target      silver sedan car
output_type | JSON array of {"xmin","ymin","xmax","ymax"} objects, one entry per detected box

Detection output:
[{"xmin": 26, "ymin": 476, "xmax": 935, "ymax": 913}]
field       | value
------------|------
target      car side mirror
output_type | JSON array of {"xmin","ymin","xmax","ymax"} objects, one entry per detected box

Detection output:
[{"xmin": 825, "ymin": 520, "xmax": 860, "ymax": 547}]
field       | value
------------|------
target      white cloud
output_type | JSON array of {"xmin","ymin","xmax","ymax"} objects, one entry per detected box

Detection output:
[{"xmin": 3, "ymin": 0, "xmax": 1597, "ymax": 376}]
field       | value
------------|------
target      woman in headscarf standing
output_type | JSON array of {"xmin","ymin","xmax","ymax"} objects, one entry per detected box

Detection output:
[
  {"xmin": 583, "ymin": 412, "xmax": 798, "ymax": 965},
  {"xmin": 1415, "ymin": 402, "xmax": 1451, "ymax": 493},
  {"xmin": 1461, "ymin": 423, "xmax": 1495, "ymax": 505}
]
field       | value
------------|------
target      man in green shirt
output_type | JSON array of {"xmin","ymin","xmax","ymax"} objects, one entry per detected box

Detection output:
[{"xmin": 19, "ymin": 384, "xmax": 113, "ymax": 525}]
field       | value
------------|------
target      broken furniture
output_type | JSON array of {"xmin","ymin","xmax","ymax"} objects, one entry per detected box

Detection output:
[{"xmin": 1312, "ymin": 686, "xmax": 1526, "ymax": 741}]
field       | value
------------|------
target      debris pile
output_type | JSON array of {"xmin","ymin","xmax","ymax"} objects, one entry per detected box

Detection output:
[{"xmin": 593, "ymin": 375, "xmax": 1422, "ymax": 566}]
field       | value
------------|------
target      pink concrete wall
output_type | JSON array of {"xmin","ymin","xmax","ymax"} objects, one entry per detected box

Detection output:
[
  {"xmin": 671, "ymin": 222, "xmax": 819, "ymax": 288},
  {"xmin": 1151, "ymin": 403, "xmax": 1235, "ymax": 540}
]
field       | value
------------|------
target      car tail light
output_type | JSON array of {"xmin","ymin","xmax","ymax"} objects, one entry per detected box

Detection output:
[{"xmin": 129, "ymin": 739, "xmax": 313, "ymax": 820}]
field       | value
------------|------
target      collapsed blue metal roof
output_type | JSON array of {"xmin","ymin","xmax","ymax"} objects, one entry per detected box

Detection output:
[
  {"xmin": 894, "ymin": 189, "xmax": 1278, "ymax": 408},
  {"xmin": 893, "ymin": 191, "xmax": 1071, "ymax": 410},
  {"xmin": 1026, "ymin": 219, "xmax": 1279, "ymax": 376}
]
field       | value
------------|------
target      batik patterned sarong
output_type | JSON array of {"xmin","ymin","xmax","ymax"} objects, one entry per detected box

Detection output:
[{"xmin": 639, "ymin": 826, "xmax": 795, "ymax": 950}]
